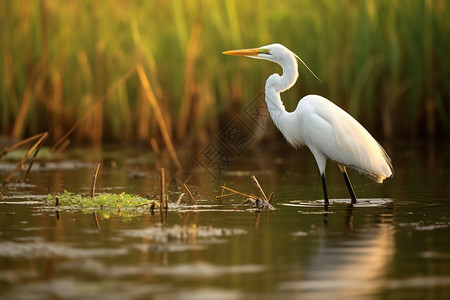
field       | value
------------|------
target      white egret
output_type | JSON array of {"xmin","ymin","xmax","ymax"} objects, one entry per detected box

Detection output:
[{"xmin": 223, "ymin": 43, "xmax": 393, "ymax": 206}]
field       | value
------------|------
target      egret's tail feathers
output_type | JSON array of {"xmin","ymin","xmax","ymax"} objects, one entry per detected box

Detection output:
[
  {"xmin": 365, "ymin": 165, "xmax": 393, "ymax": 183},
  {"xmin": 362, "ymin": 171, "xmax": 391, "ymax": 183},
  {"xmin": 375, "ymin": 174, "xmax": 387, "ymax": 184},
  {"xmin": 364, "ymin": 143, "xmax": 393, "ymax": 183},
  {"xmin": 379, "ymin": 143, "xmax": 394, "ymax": 178}
]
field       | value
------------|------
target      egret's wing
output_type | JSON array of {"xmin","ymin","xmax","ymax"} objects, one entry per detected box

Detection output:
[{"xmin": 298, "ymin": 95, "xmax": 393, "ymax": 182}]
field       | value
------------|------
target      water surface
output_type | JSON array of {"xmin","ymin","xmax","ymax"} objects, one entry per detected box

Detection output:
[{"xmin": 1, "ymin": 140, "xmax": 449, "ymax": 299}]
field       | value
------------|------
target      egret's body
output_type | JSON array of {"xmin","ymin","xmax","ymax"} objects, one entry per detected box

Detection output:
[{"xmin": 223, "ymin": 43, "xmax": 393, "ymax": 205}]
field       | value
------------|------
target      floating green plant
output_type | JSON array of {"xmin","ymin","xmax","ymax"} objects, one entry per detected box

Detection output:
[{"xmin": 47, "ymin": 190, "xmax": 157, "ymax": 211}]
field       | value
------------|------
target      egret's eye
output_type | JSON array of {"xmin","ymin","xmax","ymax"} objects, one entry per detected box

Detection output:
[{"xmin": 259, "ymin": 49, "xmax": 270, "ymax": 55}]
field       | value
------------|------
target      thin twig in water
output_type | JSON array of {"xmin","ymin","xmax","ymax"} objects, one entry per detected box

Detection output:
[
  {"xmin": 268, "ymin": 191, "xmax": 274, "ymax": 203},
  {"xmin": 216, "ymin": 192, "xmax": 239, "ymax": 199},
  {"xmin": 217, "ymin": 183, "xmax": 226, "ymax": 205},
  {"xmin": 160, "ymin": 168, "xmax": 166, "ymax": 212},
  {"xmin": 219, "ymin": 178, "xmax": 275, "ymax": 211},
  {"xmin": 219, "ymin": 186, "xmax": 259, "ymax": 200},
  {"xmin": 90, "ymin": 162, "xmax": 101, "ymax": 197},
  {"xmin": 176, "ymin": 192, "xmax": 185, "ymax": 206},
  {"xmin": 159, "ymin": 168, "xmax": 168, "ymax": 226},
  {"xmin": 183, "ymin": 184, "xmax": 198, "ymax": 205},
  {"xmin": 251, "ymin": 175, "xmax": 268, "ymax": 202}
]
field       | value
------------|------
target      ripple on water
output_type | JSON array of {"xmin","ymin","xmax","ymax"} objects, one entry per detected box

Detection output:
[
  {"xmin": 279, "ymin": 198, "xmax": 393, "ymax": 208},
  {"xmin": 0, "ymin": 194, "xmax": 48, "ymax": 204},
  {"xmin": 0, "ymin": 278, "xmax": 170, "ymax": 300},
  {"xmin": 121, "ymin": 225, "xmax": 247, "ymax": 253},
  {"xmin": 398, "ymin": 221, "xmax": 449, "ymax": 231},
  {"xmin": 0, "ymin": 241, "xmax": 127, "ymax": 259},
  {"xmin": 121, "ymin": 225, "xmax": 247, "ymax": 243}
]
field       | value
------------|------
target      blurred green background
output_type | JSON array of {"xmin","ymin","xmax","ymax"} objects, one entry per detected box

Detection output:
[{"xmin": 1, "ymin": 0, "xmax": 449, "ymax": 148}]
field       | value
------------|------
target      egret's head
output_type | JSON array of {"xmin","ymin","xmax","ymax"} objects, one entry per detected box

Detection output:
[
  {"xmin": 222, "ymin": 43, "xmax": 321, "ymax": 82},
  {"xmin": 222, "ymin": 43, "xmax": 288, "ymax": 62}
]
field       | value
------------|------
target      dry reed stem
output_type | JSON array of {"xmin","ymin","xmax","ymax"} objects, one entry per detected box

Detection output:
[
  {"xmin": 165, "ymin": 195, "xmax": 169, "ymax": 210},
  {"xmin": 161, "ymin": 210, "xmax": 168, "ymax": 227},
  {"xmin": 219, "ymin": 177, "xmax": 275, "ymax": 209},
  {"xmin": 216, "ymin": 192, "xmax": 239, "ymax": 199},
  {"xmin": 175, "ymin": 192, "xmax": 185, "ymax": 206},
  {"xmin": 251, "ymin": 175, "xmax": 268, "ymax": 202},
  {"xmin": 176, "ymin": 11, "xmax": 203, "ymax": 139},
  {"xmin": 219, "ymin": 186, "xmax": 259, "ymax": 200},
  {"xmin": 90, "ymin": 162, "xmax": 101, "ymax": 197},
  {"xmin": 268, "ymin": 191, "xmax": 274, "ymax": 203},
  {"xmin": 160, "ymin": 168, "xmax": 166, "ymax": 213},
  {"xmin": 0, "ymin": 132, "xmax": 48, "ymax": 159},
  {"xmin": 220, "ymin": 184, "xmax": 226, "ymax": 196},
  {"xmin": 137, "ymin": 64, "xmax": 182, "ymax": 169},
  {"xmin": 216, "ymin": 183, "xmax": 226, "ymax": 205},
  {"xmin": 160, "ymin": 168, "xmax": 168, "ymax": 225},
  {"xmin": 150, "ymin": 138, "xmax": 160, "ymax": 155},
  {"xmin": 23, "ymin": 132, "xmax": 49, "ymax": 181},
  {"xmin": 4, "ymin": 131, "xmax": 49, "ymax": 183},
  {"xmin": 183, "ymin": 184, "xmax": 198, "ymax": 205},
  {"xmin": 54, "ymin": 139, "xmax": 71, "ymax": 153},
  {"xmin": 51, "ymin": 65, "xmax": 137, "ymax": 152},
  {"xmin": 51, "ymin": 70, "xmax": 64, "ymax": 140},
  {"xmin": 11, "ymin": 58, "xmax": 47, "ymax": 139}
]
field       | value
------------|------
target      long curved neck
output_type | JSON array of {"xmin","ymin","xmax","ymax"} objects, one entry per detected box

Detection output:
[{"xmin": 265, "ymin": 56, "xmax": 299, "ymax": 133}]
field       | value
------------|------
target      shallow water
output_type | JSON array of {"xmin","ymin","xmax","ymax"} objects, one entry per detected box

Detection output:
[{"xmin": 1, "ymin": 140, "xmax": 450, "ymax": 299}]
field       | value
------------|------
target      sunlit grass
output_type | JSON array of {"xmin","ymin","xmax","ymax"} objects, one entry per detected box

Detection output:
[{"xmin": 1, "ymin": 0, "xmax": 449, "ymax": 145}]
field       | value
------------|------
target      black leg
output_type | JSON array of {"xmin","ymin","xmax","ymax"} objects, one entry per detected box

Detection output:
[
  {"xmin": 321, "ymin": 173, "xmax": 329, "ymax": 206},
  {"xmin": 323, "ymin": 203, "xmax": 329, "ymax": 225},
  {"xmin": 342, "ymin": 168, "xmax": 357, "ymax": 205}
]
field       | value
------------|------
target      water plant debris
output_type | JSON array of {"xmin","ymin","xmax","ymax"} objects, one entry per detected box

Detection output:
[
  {"xmin": 47, "ymin": 191, "xmax": 158, "ymax": 212},
  {"xmin": 183, "ymin": 184, "xmax": 198, "ymax": 205},
  {"xmin": 218, "ymin": 176, "xmax": 275, "ymax": 210}
]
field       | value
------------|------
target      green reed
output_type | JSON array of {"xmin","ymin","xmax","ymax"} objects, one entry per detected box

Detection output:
[{"xmin": 1, "ymin": 0, "xmax": 448, "ymax": 146}]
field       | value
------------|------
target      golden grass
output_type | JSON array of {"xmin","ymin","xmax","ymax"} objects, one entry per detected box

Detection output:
[{"xmin": 0, "ymin": 0, "xmax": 449, "ymax": 149}]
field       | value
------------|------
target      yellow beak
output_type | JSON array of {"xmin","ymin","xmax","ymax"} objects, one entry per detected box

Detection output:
[{"xmin": 222, "ymin": 48, "xmax": 262, "ymax": 57}]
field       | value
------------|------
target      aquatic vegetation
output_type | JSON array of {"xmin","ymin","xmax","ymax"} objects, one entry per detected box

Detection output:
[{"xmin": 47, "ymin": 190, "xmax": 157, "ymax": 211}]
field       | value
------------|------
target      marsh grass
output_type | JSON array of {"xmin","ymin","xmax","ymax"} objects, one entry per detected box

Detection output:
[{"xmin": 1, "ymin": 0, "xmax": 449, "ymax": 147}]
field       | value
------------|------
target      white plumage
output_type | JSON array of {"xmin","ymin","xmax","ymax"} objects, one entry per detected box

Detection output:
[{"xmin": 223, "ymin": 43, "xmax": 393, "ymax": 205}]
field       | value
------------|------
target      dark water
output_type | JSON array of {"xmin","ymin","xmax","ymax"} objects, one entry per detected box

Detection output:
[{"xmin": 1, "ymin": 140, "xmax": 449, "ymax": 300}]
